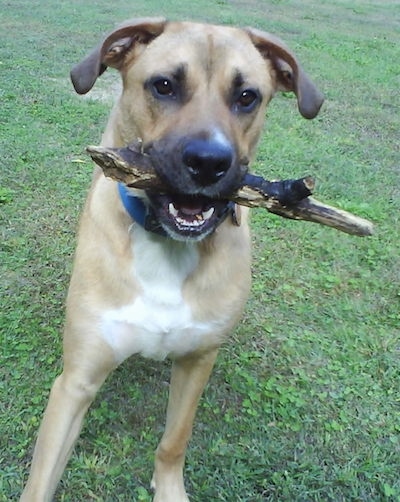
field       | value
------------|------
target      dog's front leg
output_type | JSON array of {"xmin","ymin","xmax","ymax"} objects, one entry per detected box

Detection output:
[
  {"xmin": 20, "ymin": 334, "xmax": 115, "ymax": 502},
  {"xmin": 152, "ymin": 349, "xmax": 218, "ymax": 502}
]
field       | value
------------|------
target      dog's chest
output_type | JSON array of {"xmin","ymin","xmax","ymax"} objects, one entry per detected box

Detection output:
[{"xmin": 102, "ymin": 230, "xmax": 221, "ymax": 363}]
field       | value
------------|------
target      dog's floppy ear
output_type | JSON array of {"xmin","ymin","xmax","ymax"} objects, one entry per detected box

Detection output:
[
  {"xmin": 245, "ymin": 28, "xmax": 324, "ymax": 119},
  {"xmin": 71, "ymin": 17, "xmax": 167, "ymax": 95}
]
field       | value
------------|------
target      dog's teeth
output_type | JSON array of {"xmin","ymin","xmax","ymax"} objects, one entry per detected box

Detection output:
[
  {"xmin": 168, "ymin": 203, "xmax": 179, "ymax": 217},
  {"xmin": 202, "ymin": 207, "xmax": 215, "ymax": 220},
  {"xmin": 169, "ymin": 201, "xmax": 215, "ymax": 230}
]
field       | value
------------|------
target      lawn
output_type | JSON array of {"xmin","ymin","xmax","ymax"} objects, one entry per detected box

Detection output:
[{"xmin": 1, "ymin": 0, "xmax": 399, "ymax": 501}]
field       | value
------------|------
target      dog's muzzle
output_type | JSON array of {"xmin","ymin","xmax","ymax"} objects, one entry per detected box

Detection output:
[{"xmin": 143, "ymin": 135, "xmax": 247, "ymax": 241}]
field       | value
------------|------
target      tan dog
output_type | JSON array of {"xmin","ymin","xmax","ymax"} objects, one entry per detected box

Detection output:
[{"xmin": 21, "ymin": 18, "xmax": 323, "ymax": 501}]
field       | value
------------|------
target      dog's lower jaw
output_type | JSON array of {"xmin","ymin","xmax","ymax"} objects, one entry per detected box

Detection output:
[
  {"xmin": 146, "ymin": 192, "xmax": 234, "ymax": 242},
  {"xmin": 160, "ymin": 212, "xmax": 227, "ymax": 243}
]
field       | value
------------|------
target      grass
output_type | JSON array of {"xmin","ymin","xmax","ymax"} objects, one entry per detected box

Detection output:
[{"xmin": 1, "ymin": 0, "xmax": 399, "ymax": 500}]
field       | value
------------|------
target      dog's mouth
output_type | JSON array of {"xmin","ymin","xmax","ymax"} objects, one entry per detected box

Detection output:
[{"xmin": 146, "ymin": 192, "xmax": 231, "ymax": 241}]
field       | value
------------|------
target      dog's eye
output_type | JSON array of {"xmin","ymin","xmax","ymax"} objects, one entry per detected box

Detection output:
[
  {"xmin": 236, "ymin": 89, "xmax": 259, "ymax": 112},
  {"xmin": 152, "ymin": 78, "xmax": 175, "ymax": 98}
]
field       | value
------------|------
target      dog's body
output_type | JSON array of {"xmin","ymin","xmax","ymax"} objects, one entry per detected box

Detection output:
[{"xmin": 21, "ymin": 18, "xmax": 323, "ymax": 501}]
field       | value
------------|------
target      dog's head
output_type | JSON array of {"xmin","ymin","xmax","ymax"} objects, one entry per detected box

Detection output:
[{"xmin": 71, "ymin": 18, "xmax": 324, "ymax": 241}]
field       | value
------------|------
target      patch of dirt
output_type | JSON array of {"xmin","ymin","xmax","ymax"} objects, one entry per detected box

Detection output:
[{"xmin": 83, "ymin": 72, "xmax": 122, "ymax": 104}]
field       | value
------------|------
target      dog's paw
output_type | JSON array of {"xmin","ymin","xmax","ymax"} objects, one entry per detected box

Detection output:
[{"xmin": 151, "ymin": 472, "xmax": 190, "ymax": 502}]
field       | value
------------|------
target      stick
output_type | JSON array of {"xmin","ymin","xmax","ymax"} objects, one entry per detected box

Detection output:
[{"xmin": 86, "ymin": 143, "xmax": 374, "ymax": 237}]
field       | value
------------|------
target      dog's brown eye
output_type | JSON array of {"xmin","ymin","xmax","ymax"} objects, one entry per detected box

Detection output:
[
  {"xmin": 237, "ymin": 89, "xmax": 258, "ymax": 109},
  {"xmin": 152, "ymin": 78, "xmax": 175, "ymax": 97}
]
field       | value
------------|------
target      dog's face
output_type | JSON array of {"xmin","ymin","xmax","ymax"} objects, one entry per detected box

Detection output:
[
  {"xmin": 123, "ymin": 23, "xmax": 275, "ymax": 240},
  {"xmin": 71, "ymin": 19, "xmax": 323, "ymax": 241}
]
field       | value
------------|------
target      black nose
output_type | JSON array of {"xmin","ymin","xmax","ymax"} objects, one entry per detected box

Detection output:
[{"xmin": 182, "ymin": 138, "xmax": 234, "ymax": 186}]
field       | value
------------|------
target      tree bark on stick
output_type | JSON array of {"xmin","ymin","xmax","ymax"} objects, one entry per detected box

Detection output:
[{"xmin": 86, "ymin": 143, "xmax": 373, "ymax": 237}]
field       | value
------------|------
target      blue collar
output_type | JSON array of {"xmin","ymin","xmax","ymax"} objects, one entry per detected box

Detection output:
[
  {"xmin": 118, "ymin": 182, "xmax": 147, "ymax": 227},
  {"xmin": 118, "ymin": 183, "xmax": 167, "ymax": 236}
]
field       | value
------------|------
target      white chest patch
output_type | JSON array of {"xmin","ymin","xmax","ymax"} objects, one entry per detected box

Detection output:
[{"xmin": 102, "ymin": 228, "xmax": 221, "ymax": 363}]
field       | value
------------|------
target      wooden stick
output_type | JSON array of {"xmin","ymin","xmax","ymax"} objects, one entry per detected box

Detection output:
[{"xmin": 86, "ymin": 143, "xmax": 374, "ymax": 237}]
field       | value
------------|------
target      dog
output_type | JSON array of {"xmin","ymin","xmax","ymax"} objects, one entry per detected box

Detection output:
[{"xmin": 21, "ymin": 17, "xmax": 323, "ymax": 501}]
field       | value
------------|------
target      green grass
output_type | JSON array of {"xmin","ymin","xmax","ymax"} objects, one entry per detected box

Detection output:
[{"xmin": 1, "ymin": 0, "xmax": 399, "ymax": 500}]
